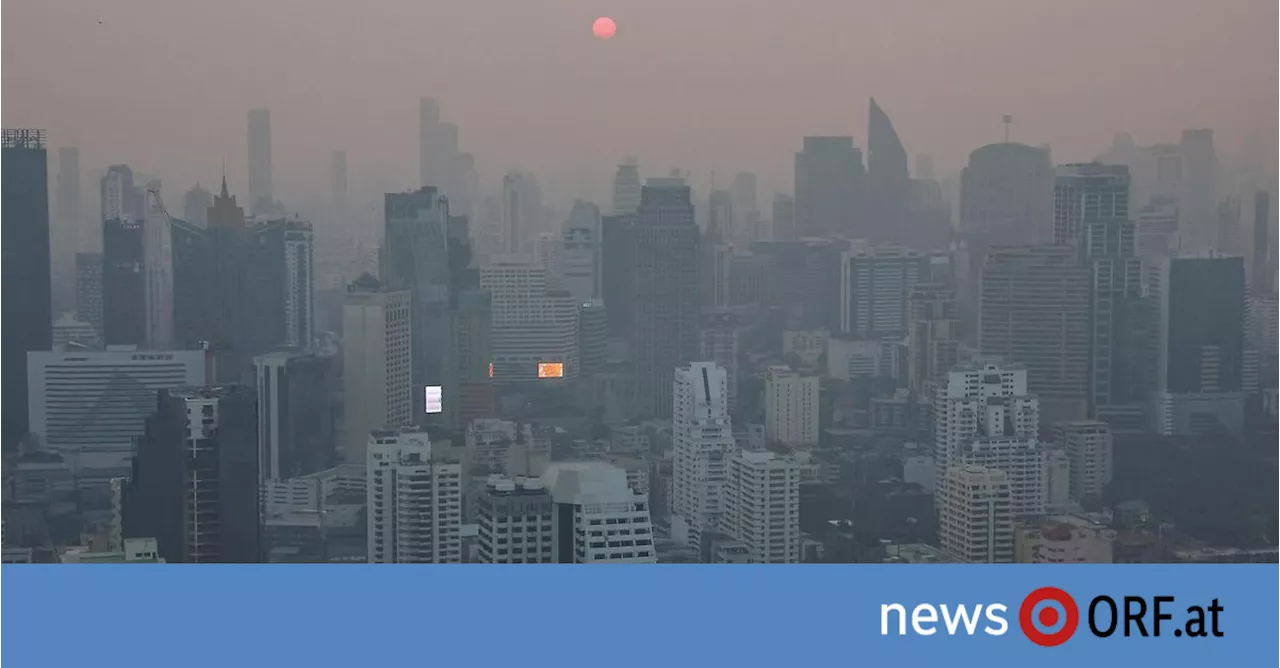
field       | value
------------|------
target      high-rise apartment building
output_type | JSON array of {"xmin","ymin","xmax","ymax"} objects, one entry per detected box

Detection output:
[
  {"xmin": 126, "ymin": 385, "xmax": 260, "ymax": 563},
  {"xmin": 795, "ymin": 136, "xmax": 864, "ymax": 238},
  {"xmin": 342, "ymin": 274, "xmax": 412, "ymax": 463},
  {"xmin": 631, "ymin": 178, "xmax": 701, "ymax": 417},
  {"xmin": 281, "ymin": 222, "xmax": 314, "ymax": 348},
  {"xmin": 1053, "ymin": 420, "xmax": 1112, "ymax": 506},
  {"xmin": 481, "ymin": 258, "xmax": 579, "ymax": 381},
  {"xmin": 27, "ymin": 348, "xmax": 206, "ymax": 474},
  {"xmin": 141, "ymin": 187, "xmax": 174, "ymax": 349},
  {"xmin": 1053, "ymin": 163, "xmax": 1131, "ymax": 245},
  {"xmin": 247, "ymin": 108, "xmax": 274, "ymax": 215},
  {"xmin": 979, "ymin": 245, "xmax": 1091, "ymax": 423},
  {"xmin": 476, "ymin": 475, "xmax": 555, "ymax": 564},
  {"xmin": 764, "ymin": 366, "xmax": 819, "ymax": 447},
  {"xmin": 366, "ymin": 428, "xmax": 463, "ymax": 563},
  {"xmin": 839, "ymin": 242, "xmax": 928, "ymax": 339},
  {"xmin": 938, "ymin": 465, "xmax": 1014, "ymax": 563},
  {"xmin": 612, "ymin": 157, "xmax": 642, "ymax": 215},
  {"xmin": 577, "ymin": 299, "xmax": 608, "ymax": 377},
  {"xmin": 720, "ymin": 448, "xmax": 803, "ymax": 563},
  {"xmin": 932, "ymin": 361, "xmax": 1038, "ymax": 488},
  {"xmin": 254, "ymin": 350, "xmax": 338, "ymax": 483},
  {"xmin": 0, "ymin": 127, "xmax": 52, "ymax": 445},
  {"xmin": 543, "ymin": 462, "xmax": 657, "ymax": 563},
  {"xmin": 559, "ymin": 201, "xmax": 600, "ymax": 301},
  {"xmin": 700, "ymin": 312, "xmax": 741, "ymax": 412},
  {"xmin": 672, "ymin": 362, "xmax": 735, "ymax": 550}
]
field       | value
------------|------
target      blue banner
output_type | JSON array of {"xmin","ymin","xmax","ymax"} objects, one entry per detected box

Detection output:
[{"xmin": 5, "ymin": 565, "xmax": 1276, "ymax": 666}]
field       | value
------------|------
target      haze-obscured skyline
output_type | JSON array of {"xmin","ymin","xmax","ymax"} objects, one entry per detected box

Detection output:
[{"xmin": 5, "ymin": 0, "xmax": 1276, "ymax": 210}]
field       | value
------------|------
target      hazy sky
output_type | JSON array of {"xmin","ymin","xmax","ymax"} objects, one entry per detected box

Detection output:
[{"xmin": 5, "ymin": 0, "xmax": 1276, "ymax": 213}]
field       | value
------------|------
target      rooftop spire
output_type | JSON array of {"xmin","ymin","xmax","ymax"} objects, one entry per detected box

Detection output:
[{"xmin": 220, "ymin": 161, "xmax": 229, "ymax": 198}]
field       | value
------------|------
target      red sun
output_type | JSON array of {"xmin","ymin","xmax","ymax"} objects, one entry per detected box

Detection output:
[{"xmin": 592, "ymin": 17, "xmax": 617, "ymax": 39}]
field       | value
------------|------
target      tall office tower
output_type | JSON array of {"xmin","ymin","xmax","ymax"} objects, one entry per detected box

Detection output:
[
  {"xmin": 958, "ymin": 143, "xmax": 1053, "ymax": 331},
  {"xmin": 632, "ymin": 178, "xmax": 702, "ymax": 417},
  {"xmin": 1178, "ymin": 129, "xmax": 1216, "ymax": 252},
  {"xmin": 1135, "ymin": 201, "xmax": 1180, "ymax": 259},
  {"xmin": 764, "ymin": 365, "xmax": 819, "ymax": 447},
  {"xmin": 331, "ymin": 150, "xmax": 348, "ymax": 224},
  {"xmin": 543, "ymin": 462, "xmax": 657, "ymax": 563},
  {"xmin": 141, "ymin": 188, "xmax": 174, "ymax": 349},
  {"xmin": 772, "ymin": 193, "xmax": 795, "ymax": 241},
  {"xmin": 708, "ymin": 188, "xmax": 733, "ymax": 238},
  {"xmin": 481, "ymin": 258, "xmax": 579, "ymax": 381},
  {"xmin": 751, "ymin": 238, "xmax": 847, "ymax": 330},
  {"xmin": 700, "ymin": 312, "xmax": 741, "ymax": 412},
  {"xmin": 182, "ymin": 183, "xmax": 212, "ymax": 228},
  {"xmin": 501, "ymin": 172, "xmax": 527, "ymax": 254},
  {"xmin": 1217, "ymin": 196, "xmax": 1243, "ymax": 255},
  {"xmin": 75, "ymin": 252, "xmax": 104, "ymax": 336},
  {"xmin": 701, "ymin": 238, "xmax": 733, "ymax": 309},
  {"xmin": 938, "ymin": 465, "xmax": 1014, "ymax": 563},
  {"xmin": 933, "ymin": 361, "xmax": 1038, "ymax": 488},
  {"xmin": 794, "ymin": 136, "xmax": 864, "ymax": 238},
  {"xmin": 476, "ymin": 475, "xmax": 555, "ymax": 563},
  {"xmin": 559, "ymin": 201, "xmax": 600, "ymax": 301},
  {"xmin": 127, "ymin": 385, "xmax": 259, "ymax": 563},
  {"xmin": 281, "ymin": 222, "xmax": 314, "ymax": 348},
  {"xmin": 839, "ymin": 242, "xmax": 928, "ymax": 339},
  {"xmin": 56, "ymin": 146, "xmax": 82, "ymax": 251},
  {"xmin": 342, "ymin": 274, "xmax": 413, "ymax": 463},
  {"xmin": 254, "ymin": 350, "xmax": 337, "ymax": 483},
  {"xmin": 419, "ymin": 98, "xmax": 441, "ymax": 187},
  {"xmin": 451, "ymin": 289, "xmax": 494, "ymax": 427},
  {"xmin": 247, "ymin": 108, "xmax": 273, "ymax": 215},
  {"xmin": 866, "ymin": 98, "xmax": 910, "ymax": 242},
  {"xmin": 1082, "ymin": 218, "xmax": 1148, "ymax": 428},
  {"xmin": 27, "ymin": 348, "xmax": 206, "ymax": 474},
  {"xmin": 578, "ymin": 299, "xmax": 608, "ymax": 377},
  {"xmin": 612, "ymin": 157, "xmax": 642, "ymax": 215},
  {"xmin": 1053, "ymin": 420, "xmax": 1112, "ymax": 507},
  {"xmin": 600, "ymin": 214, "xmax": 636, "ymax": 336},
  {"xmin": 671, "ymin": 362, "xmax": 734, "ymax": 550},
  {"xmin": 720, "ymin": 449, "xmax": 802, "ymax": 563},
  {"xmin": 906, "ymin": 283, "xmax": 959, "ymax": 392},
  {"xmin": 102, "ymin": 216, "xmax": 146, "ymax": 346},
  {"xmin": 1246, "ymin": 292, "xmax": 1278, "ymax": 371},
  {"xmin": 1052, "ymin": 163, "xmax": 1130, "ymax": 245},
  {"xmin": 384, "ymin": 187, "xmax": 451, "ymax": 416},
  {"xmin": 1150, "ymin": 255, "xmax": 1246, "ymax": 435},
  {"xmin": 730, "ymin": 172, "xmax": 758, "ymax": 241},
  {"xmin": 101, "ymin": 164, "xmax": 142, "ymax": 222},
  {"xmin": 915, "ymin": 153, "xmax": 936, "ymax": 181},
  {"xmin": 1252, "ymin": 191, "xmax": 1271, "ymax": 291},
  {"xmin": 366, "ymin": 428, "xmax": 462, "ymax": 563},
  {"xmin": 979, "ymin": 245, "xmax": 1091, "ymax": 423}
]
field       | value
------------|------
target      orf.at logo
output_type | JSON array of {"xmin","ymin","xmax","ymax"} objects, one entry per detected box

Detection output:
[{"xmin": 1019, "ymin": 587, "xmax": 1080, "ymax": 646}]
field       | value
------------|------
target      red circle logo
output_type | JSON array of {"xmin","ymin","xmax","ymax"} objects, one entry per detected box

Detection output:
[{"xmin": 1019, "ymin": 587, "xmax": 1079, "ymax": 646}]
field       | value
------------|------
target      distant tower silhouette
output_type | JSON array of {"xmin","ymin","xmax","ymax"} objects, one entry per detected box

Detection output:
[{"xmin": 1001, "ymin": 115, "xmax": 1013, "ymax": 142}]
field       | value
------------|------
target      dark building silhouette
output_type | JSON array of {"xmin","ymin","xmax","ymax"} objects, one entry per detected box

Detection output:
[
  {"xmin": 1253, "ymin": 191, "xmax": 1271, "ymax": 292},
  {"xmin": 255, "ymin": 350, "xmax": 338, "ymax": 479},
  {"xmin": 1082, "ymin": 218, "xmax": 1149, "ymax": 429},
  {"xmin": 795, "ymin": 136, "xmax": 864, "ymax": 238},
  {"xmin": 601, "ymin": 213, "xmax": 637, "ymax": 337},
  {"xmin": 631, "ymin": 178, "xmax": 701, "ymax": 417},
  {"xmin": 750, "ymin": 239, "xmax": 848, "ymax": 331},
  {"xmin": 866, "ymin": 98, "xmax": 910, "ymax": 243},
  {"xmin": 102, "ymin": 217, "xmax": 146, "ymax": 346},
  {"xmin": 75, "ymin": 252, "xmax": 104, "ymax": 337},
  {"xmin": 2, "ymin": 129, "xmax": 52, "ymax": 445},
  {"xmin": 182, "ymin": 183, "xmax": 212, "ymax": 228},
  {"xmin": 1159, "ymin": 256, "xmax": 1245, "ymax": 394},
  {"xmin": 125, "ymin": 385, "xmax": 260, "ymax": 563},
  {"xmin": 247, "ymin": 108, "xmax": 274, "ymax": 216}
]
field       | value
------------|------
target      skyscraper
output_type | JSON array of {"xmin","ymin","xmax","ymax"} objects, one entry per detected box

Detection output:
[
  {"xmin": 476, "ymin": 475, "xmax": 554, "ymax": 563},
  {"xmin": 102, "ymin": 216, "xmax": 146, "ymax": 346},
  {"xmin": 366, "ymin": 428, "xmax": 462, "ymax": 563},
  {"xmin": 906, "ymin": 283, "xmax": 959, "ymax": 392},
  {"xmin": 1052, "ymin": 163, "xmax": 1130, "ymax": 245},
  {"xmin": 543, "ymin": 461, "xmax": 657, "ymax": 563},
  {"xmin": 600, "ymin": 213, "xmax": 636, "ymax": 337},
  {"xmin": 979, "ymin": 245, "xmax": 1091, "ymax": 423},
  {"xmin": 1082, "ymin": 217, "xmax": 1148, "ymax": 427},
  {"xmin": 672, "ymin": 362, "xmax": 734, "ymax": 550},
  {"xmin": 501, "ymin": 172, "xmax": 527, "ymax": 254},
  {"xmin": 247, "ymin": 108, "xmax": 273, "ymax": 215},
  {"xmin": 141, "ymin": 187, "xmax": 174, "ymax": 349},
  {"xmin": 1053, "ymin": 420, "xmax": 1112, "ymax": 507},
  {"xmin": 772, "ymin": 193, "xmax": 795, "ymax": 241},
  {"xmin": 254, "ymin": 350, "xmax": 337, "ymax": 482},
  {"xmin": 342, "ymin": 274, "xmax": 413, "ymax": 463},
  {"xmin": 1178, "ymin": 129, "xmax": 1216, "ymax": 252},
  {"xmin": 100, "ymin": 164, "xmax": 141, "ymax": 222},
  {"xmin": 730, "ymin": 172, "xmax": 758, "ymax": 242},
  {"xmin": 866, "ymin": 98, "xmax": 910, "ymax": 242},
  {"xmin": 281, "ymin": 221, "xmax": 314, "ymax": 348},
  {"xmin": 559, "ymin": 200, "xmax": 600, "ymax": 301},
  {"xmin": 481, "ymin": 258, "xmax": 579, "ymax": 381},
  {"xmin": 1252, "ymin": 191, "xmax": 1271, "ymax": 292},
  {"xmin": 127, "ymin": 385, "xmax": 260, "ymax": 563},
  {"xmin": 612, "ymin": 157, "xmax": 642, "ymax": 215},
  {"xmin": 182, "ymin": 183, "xmax": 212, "ymax": 228},
  {"xmin": 331, "ymin": 150, "xmax": 348, "ymax": 224},
  {"xmin": 56, "ymin": 146, "xmax": 82, "ymax": 251},
  {"xmin": 631, "ymin": 177, "xmax": 701, "ymax": 417},
  {"xmin": 932, "ymin": 361, "xmax": 1039, "ymax": 502},
  {"xmin": 794, "ymin": 136, "xmax": 864, "ymax": 238},
  {"xmin": 1150, "ymin": 255, "xmax": 1246, "ymax": 435},
  {"xmin": 708, "ymin": 188, "xmax": 733, "ymax": 239},
  {"xmin": 839, "ymin": 242, "xmax": 928, "ymax": 339},
  {"xmin": 0, "ymin": 131, "xmax": 53, "ymax": 447},
  {"xmin": 75, "ymin": 252, "xmax": 104, "ymax": 337},
  {"xmin": 699, "ymin": 312, "xmax": 741, "ymax": 412}
]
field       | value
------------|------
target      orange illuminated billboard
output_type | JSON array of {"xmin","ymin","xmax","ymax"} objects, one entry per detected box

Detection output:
[{"xmin": 537, "ymin": 362, "xmax": 564, "ymax": 379}]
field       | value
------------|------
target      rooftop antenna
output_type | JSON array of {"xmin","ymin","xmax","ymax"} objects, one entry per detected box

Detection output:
[{"xmin": 1001, "ymin": 115, "xmax": 1013, "ymax": 142}]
